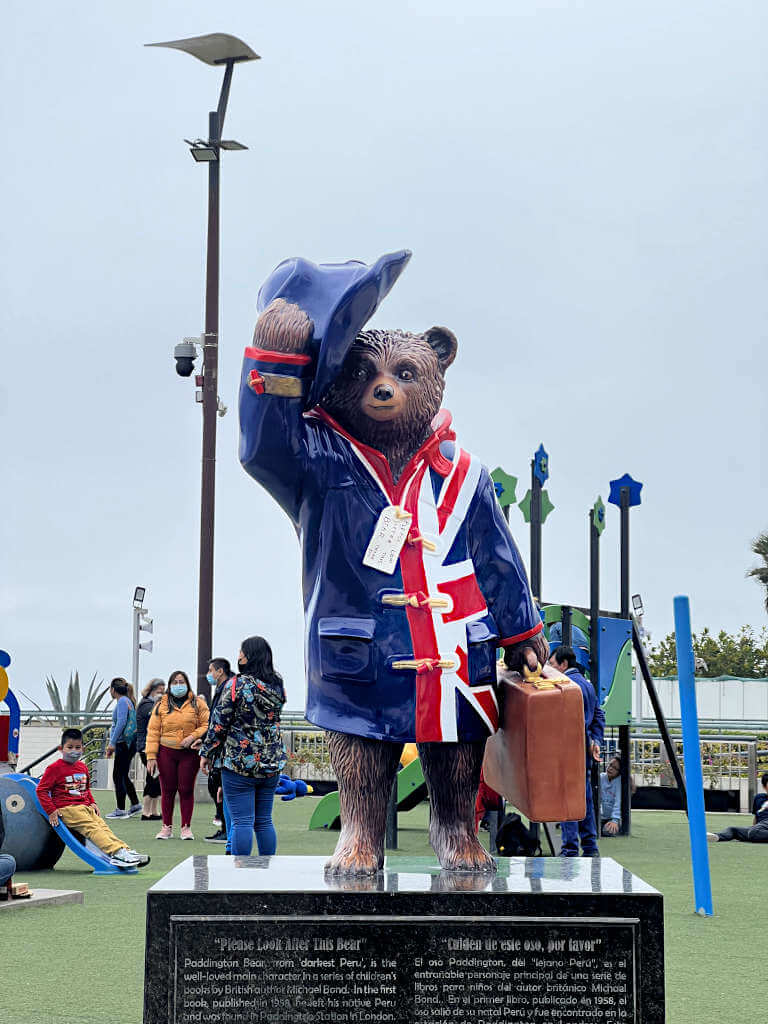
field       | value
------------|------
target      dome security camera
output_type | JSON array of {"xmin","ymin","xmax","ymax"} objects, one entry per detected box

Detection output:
[{"xmin": 174, "ymin": 340, "xmax": 198, "ymax": 377}]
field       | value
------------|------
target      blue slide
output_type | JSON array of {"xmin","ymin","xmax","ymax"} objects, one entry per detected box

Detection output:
[{"xmin": 2, "ymin": 773, "xmax": 137, "ymax": 875}]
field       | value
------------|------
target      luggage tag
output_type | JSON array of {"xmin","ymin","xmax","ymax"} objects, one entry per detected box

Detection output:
[{"xmin": 362, "ymin": 506, "xmax": 412, "ymax": 575}]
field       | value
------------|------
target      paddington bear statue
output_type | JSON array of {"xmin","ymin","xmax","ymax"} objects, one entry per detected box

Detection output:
[{"xmin": 239, "ymin": 250, "xmax": 548, "ymax": 874}]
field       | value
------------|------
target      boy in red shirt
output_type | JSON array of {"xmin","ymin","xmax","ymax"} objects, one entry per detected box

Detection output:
[{"xmin": 36, "ymin": 728, "xmax": 150, "ymax": 869}]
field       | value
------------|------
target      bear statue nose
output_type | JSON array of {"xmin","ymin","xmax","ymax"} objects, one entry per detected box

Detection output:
[{"xmin": 373, "ymin": 383, "xmax": 395, "ymax": 402}]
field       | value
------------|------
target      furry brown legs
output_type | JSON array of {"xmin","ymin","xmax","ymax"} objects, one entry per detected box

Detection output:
[
  {"xmin": 418, "ymin": 740, "xmax": 496, "ymax": 873},
  {"xmin": 325, "ymin": 731, "xmax": 403, "ymax": 875}
]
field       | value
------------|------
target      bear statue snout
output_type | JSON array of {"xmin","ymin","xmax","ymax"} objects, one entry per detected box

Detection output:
[{"xmin": 373, "ymin": 383, "xmax": 395, "ymax": 402}]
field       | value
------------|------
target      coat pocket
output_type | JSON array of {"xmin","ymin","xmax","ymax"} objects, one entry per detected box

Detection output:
[
  {"xmin": 466, "ymin": 619, "xmax": 500, "ymax": 686},
  {"xmin": 318, "ymin": 617, "xmax": 376, "ymax": 685}
]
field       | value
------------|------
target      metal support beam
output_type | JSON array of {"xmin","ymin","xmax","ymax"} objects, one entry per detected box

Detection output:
[{"xmin": 632, "ymin": 616, "xmax": 688, "ymax": 811}]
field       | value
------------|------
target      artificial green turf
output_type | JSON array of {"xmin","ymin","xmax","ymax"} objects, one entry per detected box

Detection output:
[{"xmin": 1, "ymin": 798, "xmax": 760, "ymax": 1023}]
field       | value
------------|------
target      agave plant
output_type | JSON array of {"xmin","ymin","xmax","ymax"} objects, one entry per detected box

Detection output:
[{"xmin": 21, "ymin": 671, "xmax": 112, "ymax": 726}]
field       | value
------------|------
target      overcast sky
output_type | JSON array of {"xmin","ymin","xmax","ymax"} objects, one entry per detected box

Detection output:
[{"xmin": 3, "ymin": 2, "xmax": 766, "ymax": 710}]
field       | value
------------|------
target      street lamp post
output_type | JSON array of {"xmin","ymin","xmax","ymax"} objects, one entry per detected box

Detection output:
[
  {"xmin": 131, "ymin": 587, "xmax": 153, "ymax": 689},
  {"xmin": 147, "ymin": 34, "xmax": 259, "ymax": 702}
]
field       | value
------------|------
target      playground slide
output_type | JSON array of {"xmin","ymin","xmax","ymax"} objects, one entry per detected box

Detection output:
[
  {"xmin": 2, "ymin": 773, "xmax": 137, "ymax": 875},
  {"xmin": 309, "ymin": 756, "xmax": 427, "ymax": 831}
]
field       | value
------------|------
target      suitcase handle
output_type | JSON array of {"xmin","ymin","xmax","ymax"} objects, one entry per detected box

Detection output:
[{"xmin": 523, "ymin": 663, "xmax": 557, "ymax": 690}]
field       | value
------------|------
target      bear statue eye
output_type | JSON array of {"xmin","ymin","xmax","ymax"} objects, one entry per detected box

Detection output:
[
  {"xmin": 397, "ymin": 367, "xmax": 416, "ymax": 382},
  {"xmin": 351, "ymin": 365, "xmax": 369, "ymax": 381}
]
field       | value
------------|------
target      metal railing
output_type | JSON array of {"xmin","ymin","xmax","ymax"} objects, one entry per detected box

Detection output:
[
  {"xmin": 619, "ymin": 734, "xmax": 760, "ymax": 810},
  {"xmin": 19, "ymin": 723, "xmax": 110, "ymax": 776}
]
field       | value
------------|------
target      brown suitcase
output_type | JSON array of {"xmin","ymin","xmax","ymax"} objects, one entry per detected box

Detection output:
[{"xmin": 482, "ymin": 663, "xmax": 586, "ymax": 823}]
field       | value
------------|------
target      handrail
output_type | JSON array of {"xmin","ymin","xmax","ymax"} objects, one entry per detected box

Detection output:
[{"xmin": 18, "ymin": 722, "xmax": 109, "ymax": 775}]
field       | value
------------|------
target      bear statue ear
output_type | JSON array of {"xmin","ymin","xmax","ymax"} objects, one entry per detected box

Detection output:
[{"xmin": 423, "ymin": 326, "xmax": 458, "ymax": 372}]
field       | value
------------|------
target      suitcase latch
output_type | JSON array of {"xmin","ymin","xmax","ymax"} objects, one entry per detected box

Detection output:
[{"xmin": 523, "ymin": 664, "xmax": 557, "ymax": 690}]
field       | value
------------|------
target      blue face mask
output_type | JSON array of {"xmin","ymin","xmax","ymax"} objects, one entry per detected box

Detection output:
[
  {"xmin": 206, "ymin": 672, "xmax": 215, "ymax": 685},
  {"xmin": 170, "ymin": 683, "xmax": 188, "ymax": 698}
]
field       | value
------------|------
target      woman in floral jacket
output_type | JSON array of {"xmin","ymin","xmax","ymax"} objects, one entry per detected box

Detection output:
[{"xmin": 200, "ymin": 636, "xmax": 287, "ymax": 856}]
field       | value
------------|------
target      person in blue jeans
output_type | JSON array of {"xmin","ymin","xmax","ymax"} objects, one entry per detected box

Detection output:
[
  {"xmin": 200, "ymin": 636, "xmax": 287, "ymax": 856},
  {"xmin": 550, "ymin": 645, "xmax": 605, "ymax": 857},
  {"xmin": 0, "ymin": 854, "xmax": 16, "ymax": 888}
]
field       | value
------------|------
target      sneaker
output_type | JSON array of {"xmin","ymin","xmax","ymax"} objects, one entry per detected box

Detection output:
[
  {"xmin": 211, "ymin": 817, "xmax": 222, "ymax": 828},
  {"xmin": 180, "ymin": 826, "xmax": 194, "ymax": 841},
  {"xmin": 706, "ymin": 832, "xmax": 720, "ymax": 843},
  {"xmin": 106, "ymin": 809, "xmax": 130, "ymax": 819},
  {"xmin": 149, "ymin": 814, "xmax": 162, "ymax": 820},
  {"xmin": 111, "ymin": 848, "xmax": 141, "ymax": 867},
  {"xmin": 155, "ymin": 825, "xmax": 173, "ymax": 840},
  {"xmin": 124, "ymin": 849, "xmax": 151, "ymax": 866},
  {"xmin": 127, "ymin": 804, "xmax": 143, "ymax": 816},
  {"xmin": 205, "ymin": 830, "xmax": 227, "ymax": 843}
]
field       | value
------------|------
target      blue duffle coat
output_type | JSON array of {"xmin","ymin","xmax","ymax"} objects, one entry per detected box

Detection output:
[{"xmin": 239, "ymin": 345, "xmax": 543, "ymax": 743}]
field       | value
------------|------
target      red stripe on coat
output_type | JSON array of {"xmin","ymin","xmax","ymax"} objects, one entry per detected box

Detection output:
[
  {"xmin": 436, "ymin": 574, "xmax": 487, "ymax": 624},
  {"xmin": 437, "ymin": 449, "xmax": 471, "ymax": 532}
]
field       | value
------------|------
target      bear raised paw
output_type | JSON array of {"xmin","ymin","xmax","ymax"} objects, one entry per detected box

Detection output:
[{"xmin": 239, "ymin": 253, "xmax": 548, "ymax": 873}]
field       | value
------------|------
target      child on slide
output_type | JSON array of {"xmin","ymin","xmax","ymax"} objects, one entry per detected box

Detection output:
[{"xmin": 36, "ymin": 728, "xmax": 150, "ymax": 869}]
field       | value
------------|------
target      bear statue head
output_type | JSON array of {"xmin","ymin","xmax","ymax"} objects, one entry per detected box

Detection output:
[
  {"xmin": 321, "ymin": 326, "xmax": 458, "ymax": 476},
  {"xmin": 252, "ymin": 292, "xmax": 458, "ymax": 479}
]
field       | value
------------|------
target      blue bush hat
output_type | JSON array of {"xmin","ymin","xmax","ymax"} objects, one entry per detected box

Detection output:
[{"xmin": 257, "ymin": 249, "xmax": 412, "ymax": 407}]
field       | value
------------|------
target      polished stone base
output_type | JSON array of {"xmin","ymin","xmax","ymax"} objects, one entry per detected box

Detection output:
[{"xmin": 144, "ymin": 855, "xmax": 664, "ymax": 1024}]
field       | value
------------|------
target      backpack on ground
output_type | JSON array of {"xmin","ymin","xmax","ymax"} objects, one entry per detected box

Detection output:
[{"xmin": 495, "ymin": 812, "xmax": 542, "ymax": 857}]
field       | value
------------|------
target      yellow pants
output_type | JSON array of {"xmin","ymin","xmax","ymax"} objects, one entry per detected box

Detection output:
[{"xmin": 58, "ymin": 805, "xmax": 127, "ymax": 856}]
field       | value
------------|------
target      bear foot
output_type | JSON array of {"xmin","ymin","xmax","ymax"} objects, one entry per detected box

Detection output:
[
  {"xmin": 324, "ymin": 834, "xmax": 384, "ymax": 876},
  {"xmin": 431, "ymin": 829, "xmax": 497, "ymax": 874}
]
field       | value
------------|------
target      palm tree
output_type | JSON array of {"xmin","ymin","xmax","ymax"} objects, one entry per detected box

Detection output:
[{"xmin": 747, "ymin": 531, "xmax": 768, "ymax": 614}]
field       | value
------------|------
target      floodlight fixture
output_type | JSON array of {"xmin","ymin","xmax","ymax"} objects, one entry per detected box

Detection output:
[
  {"xmin": 219, "ymin": 140, "xmax": 248, "ymax": 150},
  {"xmin": 189, "ymin": 143, "xmax": 218, "ymax": 163},
  {"xmin": 133, "ymin": 586, "xmax": 146, "ymax": 608}
]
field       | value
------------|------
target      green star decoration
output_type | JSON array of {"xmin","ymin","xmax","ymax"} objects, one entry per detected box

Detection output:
[
  {"xmin": 518, "ymin": 489, "xmax": 555, "ymax": 524},
  {"xmin": 592, "ymin": 496, "xmax": 606, "ymax": 536},
  {"xmin": 519, "ymin": 489, "xmax": 532, "ymax": 523},
  {"xmin": 491, "ymin": 467, "xmax": 518, "ymax": 508},
  {"xmin": 540, "ymin": 490, "xmax": 555, "ymax": 523}
]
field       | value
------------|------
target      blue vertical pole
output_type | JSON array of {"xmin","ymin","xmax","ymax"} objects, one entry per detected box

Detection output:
[{"xmin": 673, "ymin": 595, "xmax": 713, "ymax": 916}]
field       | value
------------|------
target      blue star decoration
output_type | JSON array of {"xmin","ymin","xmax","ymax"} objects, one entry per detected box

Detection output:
[
  {"xmin": 491, "ymin": 467, "xmax": 518, "ymax": 508},
  {"xmin": 533, "ymin": 444, "xmax": 549, "ymax": 485},
  {"xmin": 592, "ymin": 496, "xmax": 606, "ymax": 536},
  {"xmin": 608, "ymin": 473, "xmax": 643, "ymax": 507}
]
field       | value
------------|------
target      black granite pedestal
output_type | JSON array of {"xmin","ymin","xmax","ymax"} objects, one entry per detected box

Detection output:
[{"xmin": 144, "ymin": 855, "xmax": 664, "ymax": 1024}]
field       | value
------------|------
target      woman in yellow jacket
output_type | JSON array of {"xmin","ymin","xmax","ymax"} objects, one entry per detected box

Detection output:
[{"xmin": 146, "ymin": 670, "xmax": 209, "ymax": 840}]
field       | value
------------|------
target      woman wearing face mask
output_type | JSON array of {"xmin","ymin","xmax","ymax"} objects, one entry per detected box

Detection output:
[
  {"xmin": 136, "ymin": 678, "xmax": 165, "ymax": 820},
  {"xmin": 105, "ymin": 678, "xmax": 141, "ymax": 819},
  {"xmin": 145, "ymin": 671, "xmax": 210, "ymax": 840},
  {"xmin": 199, "ymin": 637, "xmax": 286, "ymax": 856}
]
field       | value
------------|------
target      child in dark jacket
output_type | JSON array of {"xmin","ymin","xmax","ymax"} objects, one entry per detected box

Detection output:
[{"xmin": 36, "ymin": 728, "xmax": 150, "ymax": 869}]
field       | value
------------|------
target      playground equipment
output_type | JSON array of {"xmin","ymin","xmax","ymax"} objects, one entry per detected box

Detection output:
[
  {"xmin": 493, "ymin": 456, "xmax": 687, "ymax": 837},
  {"xmin": 0, "ymin": 650, "xmax": 20, "ymax": 773},
  {"xmin": 0, "ymin": 670, "xmax": 137, "ymax": 875},
  {"xmin": 674, "ymin": 595, "xmax": 713, "ymax": 916},
  {"xmin": 275, "ymin": 773, "xmax": 313, "ymax": 801},
  {"xmin": 0, "ymin": 774, "xmax": 137, "ymax": 875}
]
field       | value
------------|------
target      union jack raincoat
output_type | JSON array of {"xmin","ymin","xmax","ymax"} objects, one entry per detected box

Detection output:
[{"xmin": 240, "ymin": 345, "xmax": 543, "ymax": 744}]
